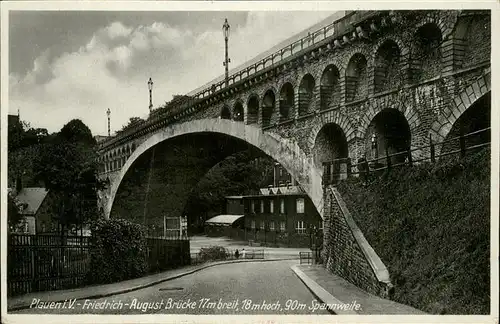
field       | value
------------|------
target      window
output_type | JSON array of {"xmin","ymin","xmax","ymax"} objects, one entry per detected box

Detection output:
[
  {"xmin": 23, "ymin": 220, "xmax": 29, "ymax": 234},
  {"xmin": 260, "ymin": 200, "xmax": 264, "ymax": 213},
  {"xmin": 251, "ymin": 220, "xmax": 256, "ymax": 229},
  {"xmin": 270, "ymin": 221, "xmax": 275, "ymax": 231},
  {"xmin": 251, "ymin": 200, "xmax": 255, "ymax": 213},
  {"xmin": 319, "ymin": 221, "xmax": 324, "ymax": 230},
  {"xmin": 296, "ymin": 221, "xmax": 306, "ymax": 234},
  {"xmin": 280, "ymin": 199, "xmax": 285, "ymax": 214},
  {"xmin": 260, "ymin": 221, "xmax": 265, "ymax": 230},
  {"xmin": 280, "ymin": 221, "xmax": 286, "ymax": 232},
  {"xmin": 270, "ymin": 200, "xmax": 274, "ymax": 213},
  {"xmin": 296, "ymin": 198, "xmax": 305, "ymax": 214}
]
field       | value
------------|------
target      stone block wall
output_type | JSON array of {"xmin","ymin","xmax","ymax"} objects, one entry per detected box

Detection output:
[{"xmin": 322, "ymin": 186, "xmax": 392, "ymax": 298}]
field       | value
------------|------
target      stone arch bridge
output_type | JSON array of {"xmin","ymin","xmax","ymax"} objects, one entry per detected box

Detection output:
[{"xmin": 97, "ymin": 10, "xmax": 491, "ymax": 228}]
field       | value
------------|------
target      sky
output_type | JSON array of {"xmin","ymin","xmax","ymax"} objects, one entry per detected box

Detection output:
[{"xmin": 8, "ymin": 10, "xmax": 338, "ymax": 136}]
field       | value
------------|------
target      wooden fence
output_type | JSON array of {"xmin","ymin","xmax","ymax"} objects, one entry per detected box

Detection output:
[
  {"xmin": 8, "ymin": 234, "xmax": 91, "ymax": 296},
  {"xmin": 146, "ymin": 237, "xmax": 190, "ymax": 273},
  {"xmin": 8, "ymin": 234, "xmax": 190, "ymax": 296},
  {"xmin": 323, "ymin": 127, "xmax": 490, "ymax": 185}
]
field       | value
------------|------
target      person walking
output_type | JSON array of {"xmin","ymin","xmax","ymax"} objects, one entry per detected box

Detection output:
[{"xmin": 235, "ymin": 249, "xmax": 240, "ymax": 259}]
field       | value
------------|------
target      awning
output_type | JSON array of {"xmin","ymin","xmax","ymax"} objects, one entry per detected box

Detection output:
[{"xmin": 205, "ymin": 214, "xmax": 244, "ymax": 226}]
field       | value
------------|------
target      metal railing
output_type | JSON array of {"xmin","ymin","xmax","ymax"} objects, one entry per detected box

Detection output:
[
  {"xmin": 323, "ymin": 127, "xmax": 490, "ymax": 185},
  {"xmin": 299, "ymin": 252, "xmax": 313, "ymax": 264},
  {"xmin": 98, "ymin": 11, "xmax": 381, "ymax": 148},
  {"xmin": 190, "ymin": 248, "xmax": 265, "ymax": 265},
  {"xmin": 185, "ymin": 11, "xmax": 375, "ymax": 100}
]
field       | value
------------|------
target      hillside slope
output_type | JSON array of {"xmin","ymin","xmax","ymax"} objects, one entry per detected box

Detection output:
[{"xmin": 337, "ymin": 149, "xmax": 490, "ymax": 314}]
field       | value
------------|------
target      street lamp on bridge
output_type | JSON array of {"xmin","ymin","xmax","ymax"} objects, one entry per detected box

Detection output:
[
  {"xmin": 106, "ymin": 108, "xmax": 111, "ymax": 137},
  {"xmin": 222, "ymin": 18, "xmax": 231, "ymax": 87},
  {"xmin": 148, "ymin": 77, "xmax": 154, "ymax": 113}
]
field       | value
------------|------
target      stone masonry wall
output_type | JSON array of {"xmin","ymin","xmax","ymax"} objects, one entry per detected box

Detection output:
[
  {"xmin": 98, "ymin": 11, "xmax": 490, "ymax": 180},
  {"xmin": 322, "ymin": 185, "xmax": 391, "ymax": 297}
]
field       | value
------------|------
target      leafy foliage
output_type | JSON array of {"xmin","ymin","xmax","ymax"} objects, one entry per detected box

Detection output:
[
  {"xmin": 88, "ymin": 218, "xmax": 148, "ymax": 284},
  {"xmin": 118, "ymin": 117, "xmax": 145, "ymax": 133},
  {"xmin": 337, "ymin": 149, "xmax": 490, "ymax": 314},
  {"xmin": 198, "ymin": 246, "xmax": 228, "ymax": 262},
  {"xmin": 33, "ymin": 119, "xmax": 106, "ymax": 231},
  {"xmin": 60, "ymin": 119, "xmax": 96, "ymax": 146},
  {"xmin": 184, "ymin": 150, "xmax": 274, "ymax": 232},
  {"xmin": 7, "ymin": 191, "xmax": 24, "ymax": 229}
]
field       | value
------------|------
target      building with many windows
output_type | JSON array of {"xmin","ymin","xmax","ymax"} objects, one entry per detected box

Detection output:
[
  {"xmin": 204, "ymin": 163, "xmax": 322, "ymax": 248},
  {"xmin": 242, "ymin": 178, "xmax": 323, "ymax": 248}
]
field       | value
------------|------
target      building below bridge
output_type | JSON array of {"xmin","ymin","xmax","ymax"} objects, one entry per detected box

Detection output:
[{"xmin": 204, "ymin": 163, "xmax": 323, "ymax": 248}]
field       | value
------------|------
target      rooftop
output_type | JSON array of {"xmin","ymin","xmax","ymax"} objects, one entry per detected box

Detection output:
[
  {"xmin": 15, "ymin": 187, "xmax": 49, "ymax": 216},
  {"xmin": 205, "ymin": 214, "xmax": 244, "ymax": 226}
]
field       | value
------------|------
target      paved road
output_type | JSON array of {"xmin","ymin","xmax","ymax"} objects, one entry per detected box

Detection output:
[{"xmin": 18, "ymin": 260, "xmax": 330, "ymax": 315}]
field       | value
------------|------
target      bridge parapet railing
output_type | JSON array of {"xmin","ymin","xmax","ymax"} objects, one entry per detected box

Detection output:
[
  {"xmin": 99, "ymin": 11, "xmax": 384, "ymax": 149},
  {"xmin": 186, "ymin": 11, "xmax": 379, "ymax": 101},
  {"xmin": 322, "ymin": 127, "xmax": 491, "ymax": 185}
]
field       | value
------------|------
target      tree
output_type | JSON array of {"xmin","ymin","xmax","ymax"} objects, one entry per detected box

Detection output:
[
  {"xmin": 119, "ymin": 117, "xmax": 144, "ymax": 133},
  {"xmin": 184, "ymin": 150, "xmax": 274, "ymax": 233},
  {"xmin": 34, "ymin": 120, "xmax": 106, "ymax": 235},
  {"xmin": 7, "ymin": 116, "xmax": 48, "ymax": 188},
  {"xmin": 7, "ymin": 191, "xmax": 24, "ymax": 230},
  {"xmin": 60, "ymin": 119, "xmax": 96, "ymax": 146}
]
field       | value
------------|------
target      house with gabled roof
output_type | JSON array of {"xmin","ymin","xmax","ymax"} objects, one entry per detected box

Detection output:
[{"xmin": 12, "ymin": 187, "xmax": 58, "ymax": 234}]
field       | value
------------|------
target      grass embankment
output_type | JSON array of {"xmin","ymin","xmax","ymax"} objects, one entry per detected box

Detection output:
[{"xmin": 337, "ymin": 149, "xmax": 490, "ymax": 314}]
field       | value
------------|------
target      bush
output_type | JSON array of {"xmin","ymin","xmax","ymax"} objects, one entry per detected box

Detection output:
[
  {"xmin": 198, "ymin": 246, "xmax": 228, "ymax": 261},
  {"xmin": 88, "ymin": 218, "xmax": 148, "ymax": 284},
  {"xmin": 337, "ymin": 148, "xmax": 490, "ymax": 314}
]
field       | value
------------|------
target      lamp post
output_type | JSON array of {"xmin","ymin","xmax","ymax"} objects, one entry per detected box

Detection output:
[
  {"xmin": 148, "ymin": 77, "xmax": 153, "ymax": 112},
  {"xmin": 222, "ymin": 18, "xmax": 231, "ymax": 87},
  {"xmin": 106, "ymin": 108, "xmax": 111, "ymax": 136}
]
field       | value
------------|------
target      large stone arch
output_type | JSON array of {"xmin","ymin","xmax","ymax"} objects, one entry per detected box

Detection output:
[
  {"xmin": 105, "ymin": 119, "xmax": 323, "ymax": 220},
  {"xmin": 429, "ymin": 71, "xmax": 491, "ymax": 155},
  {"xmin": 307, "ymin": 112, "xmax": 357, "ymax": 153},
  {"xmin": 358, "ymin": 95, "xmax": 422, "ymax": 151}
]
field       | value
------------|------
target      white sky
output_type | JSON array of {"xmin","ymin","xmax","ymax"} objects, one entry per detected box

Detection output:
[{"xmin": 8, "ymin": 10, "xmax": 338, "ymax": 136}]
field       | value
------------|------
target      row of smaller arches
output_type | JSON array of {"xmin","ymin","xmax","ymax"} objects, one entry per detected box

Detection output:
[{"xmin": 218, "ymin": 22, "xmax": 455, "ymax": 126}]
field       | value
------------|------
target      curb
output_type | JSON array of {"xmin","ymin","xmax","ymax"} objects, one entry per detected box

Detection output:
[
  {"xmin": 290, "ymin": 265, "xmax": 358, "ymax": 315},
  {"xmin": 9, "ymin": 258, "xmax": 296, "ymax": 312}
]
